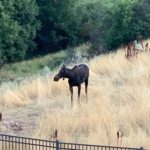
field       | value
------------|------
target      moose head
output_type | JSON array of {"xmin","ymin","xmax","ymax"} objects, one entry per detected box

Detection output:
[{"xmin": 54, "ymin": 65, "xmax": 66, "ymax": 81}]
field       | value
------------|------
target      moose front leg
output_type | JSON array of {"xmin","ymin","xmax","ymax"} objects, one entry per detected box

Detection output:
[
  {"xmin": 78, "ymin": 85, "xmax": 81, "ymax": 105},
  {"xmin": 69, "ymin": 85, "xmax": 73, "ymax": 107}
]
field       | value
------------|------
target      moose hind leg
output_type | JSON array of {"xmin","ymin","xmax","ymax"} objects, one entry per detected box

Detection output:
[
  {"xmin": 78, "ymin": 85, "xmax": 81, "ymax": 105},
  {"xmin": 85, "ymin": 79, "xmax": 88, "ymax": 103}
]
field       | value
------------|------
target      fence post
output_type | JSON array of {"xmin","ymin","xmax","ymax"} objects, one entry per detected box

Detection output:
[
  {"xmin": 139, "ymin": 147, "xmax": 144, "ymax": 150},
  {"xmin": 56, "ymin": 140, "xmax": 59, "ymax": 150}
]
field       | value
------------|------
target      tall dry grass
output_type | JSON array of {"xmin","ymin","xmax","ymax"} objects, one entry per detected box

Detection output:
[{"xmin": 0, "ymin": 40, "xmax": 150, "ymax": 148}]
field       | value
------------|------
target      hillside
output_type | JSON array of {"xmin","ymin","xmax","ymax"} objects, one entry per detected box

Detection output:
[{"xmin": 0, "ymin": 40, "xmax": 150, "ymax": 148}]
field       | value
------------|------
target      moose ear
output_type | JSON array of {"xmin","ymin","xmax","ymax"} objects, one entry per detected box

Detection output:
[{"xmin": 62, "ymin": 64, "xmax": 66, "ymax": 68}]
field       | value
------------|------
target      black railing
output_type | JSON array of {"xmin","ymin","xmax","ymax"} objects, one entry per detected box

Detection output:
[{"xmin": 0, "ymin": 134, "xmax": 144, "ymax": 150}]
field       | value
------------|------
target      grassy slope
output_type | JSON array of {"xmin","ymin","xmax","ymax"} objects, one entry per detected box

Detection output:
[
  {"xmin": 0, "ymin": 43, "xmax": 90, "ymax": 82},
  {"xmin": 0, "ymin": 50, "xmax": 67, "ymax": 81},
  {"xmin": 0, "ymin": 40, "xmax": 150, "ymax": 148}
]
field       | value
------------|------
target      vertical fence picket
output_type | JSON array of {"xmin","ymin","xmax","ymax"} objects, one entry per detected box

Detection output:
[
  {"xmin": 56, "ymin": 140, "xmax": 59, "ymax": 150},
  {"xmin": 5, "ymin": 135, "xmax": 7, "ymax": 150}
]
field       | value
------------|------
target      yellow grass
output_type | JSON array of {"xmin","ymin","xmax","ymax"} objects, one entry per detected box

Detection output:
[{"xmin": 0, "ymin": 40, "xmax": 150, "ymax": 148}]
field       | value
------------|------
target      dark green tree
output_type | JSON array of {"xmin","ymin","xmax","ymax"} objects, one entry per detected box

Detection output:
[
  {"xmin": 36, "ymin": 0, "xmax": 81, "ymax": 54},
  {"xmin": 93, "ymin": 0, "xmax": 150, "ymax": 51},
  {"xmin": 0, "ymin": 0, "xmax": 39, "ymax": 65}
]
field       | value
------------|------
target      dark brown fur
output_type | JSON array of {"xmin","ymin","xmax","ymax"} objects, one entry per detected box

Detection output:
[{"xmin": 54, "ymin": 64, "xmax": 89, "ymax": 106}]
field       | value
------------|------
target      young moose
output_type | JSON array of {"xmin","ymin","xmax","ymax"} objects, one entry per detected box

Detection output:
[{"xmin": 54, "ymin": 64, "xmax": 89, "ymax": 106}]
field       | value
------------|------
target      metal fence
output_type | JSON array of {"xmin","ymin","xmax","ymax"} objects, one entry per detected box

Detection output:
[{"xmin": 0, "ymin": 134, "xmax": 144, "ymax": 150}]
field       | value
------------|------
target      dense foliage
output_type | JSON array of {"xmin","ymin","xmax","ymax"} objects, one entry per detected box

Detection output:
[
  {"xmin": 35, "ymin": 0, "xmax": 80, "ymax": 54},
  {"xmin": 94, "ymin": 0, "xmax": 150, "ymax": 50},
  {"xmin": 0, "ymin": 0, "xmax": 39, "ymax": 66},
  {"xmin": 0, "ymin": 0, "xmax": 149, "ymax": 66}
]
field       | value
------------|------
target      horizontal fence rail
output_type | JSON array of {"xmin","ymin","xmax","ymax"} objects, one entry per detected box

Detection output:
[{"xmin": 0, "ymin": 134, "xmax": 144, "ymax": 150}]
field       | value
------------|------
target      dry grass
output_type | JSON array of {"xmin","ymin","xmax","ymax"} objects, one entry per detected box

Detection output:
[{"xmin": 0, "ymin": 40, "xmax": 150, "ymax": 148}]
